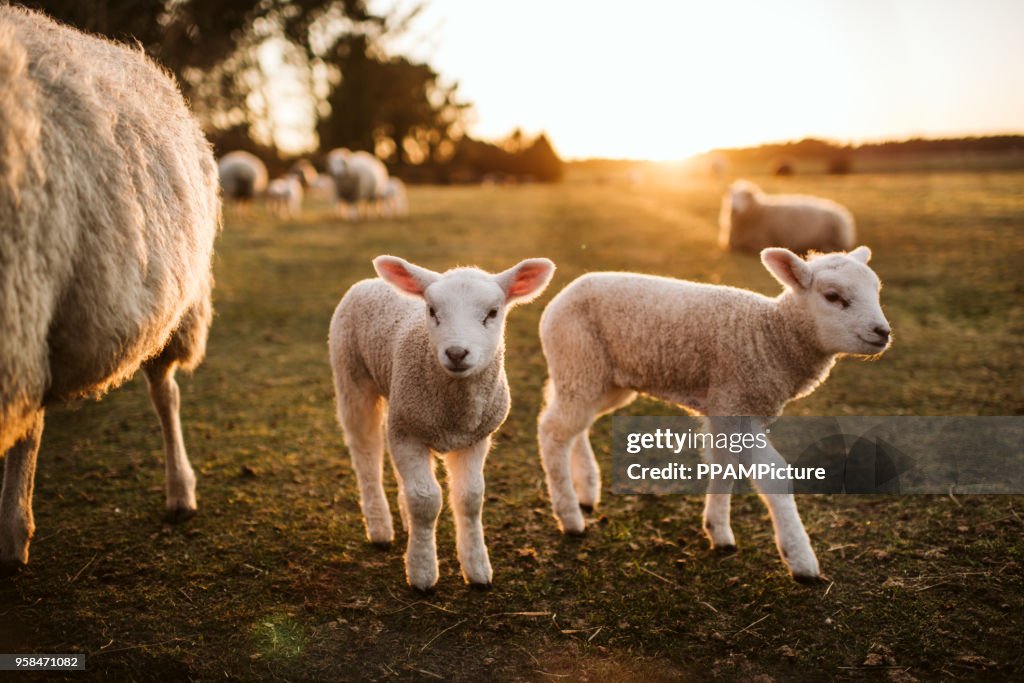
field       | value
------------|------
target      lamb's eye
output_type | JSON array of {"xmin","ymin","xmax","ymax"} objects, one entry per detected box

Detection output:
[
  {"xmin": 824, "ymin": 292, "xmax": 849, "ymax": 308},
  {"xmin": 428, "ymin": 306, "xmax": 438, "ymax": 320},
  {"xmin": 487, "ymin": 309, "xmax": 498, "ymax": 320}
]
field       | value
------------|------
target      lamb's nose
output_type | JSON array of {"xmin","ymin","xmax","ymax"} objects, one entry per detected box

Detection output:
[
  {"xmin": 445, "ymin": 347, "xmax": 469, "ymax": 363},
  {"xmin": 873, "ymin": 326, "xmax": 890, "ymax": 341}
]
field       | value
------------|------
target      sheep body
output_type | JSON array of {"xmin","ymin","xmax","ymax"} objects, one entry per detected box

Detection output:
[
  {"xmin": 537, "ymin": 248, "xmax": 890, "ymax": 580},
  {"xmin": 330, "ymin": 256, "xmax": 554, "ymax": 590},
  {"xmin": 218, "ymin": 150, "xmax": 268, "ymax": 203},
  {"xmin": 380, "ymin": 177, "xmax": 408, "ymax": 218},
  {"xmin": 0, "ymin": 6, "xmax": 219, "ymax": 567},
  {"xmin": 266, "ymin": 176, "xmax": 303, "ymax": 218},
  {"xmin": 325, "ymin": 148, "xmax": 389, "ymax": 219},
  {"xmin": 720, "ymin": 180, "xmax": 855, "ymax": 253}
]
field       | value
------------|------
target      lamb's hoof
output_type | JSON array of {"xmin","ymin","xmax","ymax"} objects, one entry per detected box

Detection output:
[
  {"xmin": 713, "ymin": 544, "xmax": 738, "ymax": 554},
  {"xmin": 0, "ymin": 559, "xmax": 26, "ymax": 577},
  {"xmin": 468, "ymin": 581, "xmax": 492, "ymax": 591},
  {"xmin": 563, "ymin": 527, "xmax": 587, "ymax": 538},
  {"xmin": 410, "ymin": 584, "xmax": 437, "ymax": 596},
  {"xmin": 792, "ymin": 572, "xmax": 826, "ymax": 585},
  {"xmin": 165, "ymin": 505, "xmax": 197, "ymax": 524},
  {"xmin": 371, "ymin": 540, "xmax": 392, "ymax": 551},
  {"xmin": 578, "ymin": 503, "xmax": 595, "ymax": 514}
]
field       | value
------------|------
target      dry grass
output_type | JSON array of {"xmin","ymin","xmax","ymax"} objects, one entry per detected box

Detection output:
[{"xmin": 1, "ymin": 170, "xmax": 1022, "ymax": 680}]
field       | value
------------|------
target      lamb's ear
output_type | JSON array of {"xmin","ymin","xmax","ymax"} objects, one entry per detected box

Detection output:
[
  {"xmin": 761, "ymin": 248, "xmax": 812, "ymax": 290},
  {"xmin": 848, "ymin": 246, "xmax": 871, "ymax": 264},
  {"xmin": 730, "ymin": 186, "xmax": 752, "ymax": 213},
  {"xmin": 373, "ymin": 255, "xmax": 441, "ymax": 298},
  {"xmin": 495, "ymin": 258, "xmax": 556, "ymax": 305}
]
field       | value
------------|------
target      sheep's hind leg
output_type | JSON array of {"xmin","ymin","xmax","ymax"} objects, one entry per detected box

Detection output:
[
  {"xmin": 0, "ymin": 410, "xmax": 44, "ymax": 570},
  {"xmin": 338, "ymin": 390, "xmax": 393, "ymax": 546},
  {"xmin": 390, "ymin": 436, "xmax": 441, "ymax": 591},
  {"xmin": 702, "ymin": 437, "xmax": 738, "ymax": 551},
  {"xmin": 144, "ymin": 360, "xmax": 197, "ymax": 522},
  {"xmin": 444, "ymin": 438, "xmax": 492, "ymax": 586},
  {"xmin": 538, "ymin": 385, "xmax": 602, "ymax": 535},
  {"xmin": 571, "ymin": 388, "xmax": 637, "ymax": 512}
]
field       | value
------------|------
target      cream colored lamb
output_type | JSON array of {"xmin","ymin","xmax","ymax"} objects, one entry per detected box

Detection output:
[
  {"xmin": 720, "ymin": 180, "xmax": 856, "ymax": 254},
  {"xmin": 329, "ymin": 256, "xmax": 555, "ymax": 591},
  {"xmin": 537, "ymin": 247, "xmax": 890, "ymax": 581},
  {"xmin": 325, "ymin": 148, "xmax": 389, "ymax": 220},
  {"xmin": 0, "ymin": 7, "xmax": 219, "ymax": 569},
  {"xmin": 266, "ymin": 176, "xmax": 303, "ymax": 218},
  {"xmin": 218, "ymin": 150, "xmax": 268, "ymax": 206}
]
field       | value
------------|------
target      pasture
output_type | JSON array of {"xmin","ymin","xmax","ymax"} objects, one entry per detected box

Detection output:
[{"xmin": 2, "ymin": 171, "xmax": 1022, "ymax": 680}]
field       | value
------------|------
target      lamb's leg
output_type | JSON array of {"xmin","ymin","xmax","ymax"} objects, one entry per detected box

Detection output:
[
  {"xmin": 144, "ymin": 361, "xmax": 197, "ymax": 522},
  {"xmin": 390, "ymin": 436, "xmax": 441, "ymax": 591},
  {"xmin": 712, "ymin": 417, "xmax": 820, "ymax": 581},
  {"xmin": 702, "ymin": 440, "xmax": 737, "ymax": 551},
  {"xmin": 444, "ymin": 438, "xmax": 492, "ymax": 586},
  {"xmin": 538, "ymin": 389, "xmax": 596, "ymax": 535},
  {"xmin": 570, "ymin": 430, "xmax": 601, "ymax": 512},
  {"xmin": 338, "ymin": 390, "xmax": 393, "ymax": 545},
  {"xmin": 0, "ymin": 410, "xmax": 44, "ymax": 569}
]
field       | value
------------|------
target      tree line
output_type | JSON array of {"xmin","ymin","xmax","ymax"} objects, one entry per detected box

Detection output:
[{"xmin": 19, "ymin": 0, "xmax": 563, "ymax": 182}]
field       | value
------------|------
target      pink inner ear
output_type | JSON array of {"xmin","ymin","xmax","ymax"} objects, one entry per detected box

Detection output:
[
  {"xmin": 509, "ymin": 264, "xmax": 548, "ymax": 298},
  {"xmin": 378, "ymin": 261, "xmax": 424, "ymax": 295}
]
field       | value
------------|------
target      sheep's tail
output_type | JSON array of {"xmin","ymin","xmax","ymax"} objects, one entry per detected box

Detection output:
[{"xmin": 0, "ymin": 16, "xmax": 49, "ymax": 454}]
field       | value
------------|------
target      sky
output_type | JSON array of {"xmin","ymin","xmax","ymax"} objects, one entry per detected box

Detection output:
[{"xmin": 385, "ymin": 0, "xmax": 1024, "ymax": 160}]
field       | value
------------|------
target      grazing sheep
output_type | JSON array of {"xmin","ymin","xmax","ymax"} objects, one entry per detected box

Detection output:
[
  {"xmin": 329, "ymin": 256, "xmax": 555, "ymax": 590},
  {"xmin": 380, "ymin": 177, "xmax": 408, "ymax": 218},
  {"xmin": 266, "ymin": 176, "xmax": 303, "ymax": 218},
  {"xmin": 218, "ymin": 150, "xmax": 268, "ymax": 207},
  {"xmin": 308, "ymin": 173, "xmax": 338, "ymax": 203},
  {"xmin": 325, "ymin": 148, "xmax": 389, "ymax": 220},
  {"xmin": 537, "ymin": 247, "xmax": 890, "ymax": 581},
  {"xmin": 720, "ymin": 180, "xmax": 856, "ymax": 254},
  {"xmin": 288, "ymin": 159, "xmax": 318, "ymax": 187},
  {"xmin": 0, "ymin": 6, "xmax": 219, "ymax": 569}
]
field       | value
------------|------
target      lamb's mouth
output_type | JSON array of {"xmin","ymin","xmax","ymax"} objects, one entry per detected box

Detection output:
[
  {"xmin": 858, "ymin": 336, "xmax": 888, "ymax": 348},
  {"xmin": 444, "ymin": 364, "xmax": 471, "ymax": 374}
]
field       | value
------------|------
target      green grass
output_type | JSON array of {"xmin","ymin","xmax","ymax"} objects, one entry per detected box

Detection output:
[{"xmin": 2, "ymin": 171, "xmax": 1023, "ymax": 681}]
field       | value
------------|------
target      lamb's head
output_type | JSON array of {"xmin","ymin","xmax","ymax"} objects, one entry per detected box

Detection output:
[
  {"xmin": 728, "ymin": 180, "xmax": 761, "ymax": 215},
  {"xmin": 762, "ymin": 246, "xmax": 891, "ymax": 357},
  {"xmin": 374, "ymin": 256, "xmax": 556, "ymax": 377}
]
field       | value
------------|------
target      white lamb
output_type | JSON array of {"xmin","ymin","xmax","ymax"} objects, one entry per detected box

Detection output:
[
  {"xmin": 380, "ymin": 177, "xmax": 408, "ymax": 218},
  {"xmin": 266, "ymin": 176, "xmax": 303, "ymax": 218},
  {"xmin": 537, "ymin": 247, "xmax": 890, "ymax": 581},
  {"xmin": 325, "ymin": 148, "xmax": 389, "ymax": 220},
  {"xmin": 720, "ymin": 180, "xmax": 856, "ymax": 254},
  {"xmin": 218, "ymin": 150, "xmax": 268, "ymax": 207},
  {"xmin": 0, "ymin": 7, "xmax": 219, "ymax": 569},
  {"xmin": 329, "ymin": 256, "xmax": 555, "ymax": 590}
]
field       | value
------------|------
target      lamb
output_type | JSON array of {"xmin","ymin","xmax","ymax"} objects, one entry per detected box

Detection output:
[
  {"xmin": 0, "ymin": 6, "xmax": 219, "ymax": 569},
  {"xmin": 218, "ymin": 150, "xmax": 268, "ymax": 207},
  {"xmin": 329, "ymin": 256, "xmax": 555, "ymax": 590},
  {"xmin": 380, "ymin": 177, "xmax": 408, "ymax": 218},
  {"xmin": 537, "ymin": 247, "xmax": 890, "ymax": 581},
  {"xmin": 266, "ymin": 176, "xmax": 303, "ymax": 218},
  {"xmin": 720, "ymin": 179, "xmax": 856, "ymax": 254},
  {"xmin": 325, "ymin": 148, "xmax": 389, "ymax": 220}
]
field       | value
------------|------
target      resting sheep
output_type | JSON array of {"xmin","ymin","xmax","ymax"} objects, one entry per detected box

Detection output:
[
  {"xmin": 326, "ymin": 148, "xmax": 389, "ymax": 220},
  {"xmin": 720, "ymin": 180, "xmax": 855, "ymax": 254},
  {"xmin": 537, "ymin": 247, "xmax": 890, "ymax": 581},
  {"xmin": 0, "ymin": 6, "xmax": 219, "ymax": 569},
  {"xmin": 266, "ymin": 176, "xmax": 303, "ymax": 218},
  {"xmin": 329, "ymin": 256, "xmax": 555, "ymax": 590},
  {"xmin": 218, "ymin": 150, "xmax": 268, "ymax": 207}
]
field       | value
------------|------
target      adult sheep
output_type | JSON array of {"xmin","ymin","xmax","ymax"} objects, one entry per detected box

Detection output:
[
  {"xmin": 218, "ymin": 150, "xmax": 268, "ymax": 206},
  {"xmin": 720, "ymin": 180, "xmax": 856, "ymax": 254},
  {"xmin": 326, "ymin": 148, "xmax": 389, "ymax": 220},
  {"xmin": 0, "ymin": 7, "xmax": 219, "ymax": 569}
]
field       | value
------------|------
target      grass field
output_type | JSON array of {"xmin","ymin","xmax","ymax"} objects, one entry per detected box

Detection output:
[{"xmin": 2, "ymin": 171, "xmax": 1023, "ymax": 681}]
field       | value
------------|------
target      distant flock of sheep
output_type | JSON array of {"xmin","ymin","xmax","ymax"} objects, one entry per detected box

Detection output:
[
  {"xmin": 2, "ymin": 7, "xmax": 891, "ymax": 594},
  {"xmin": 218, "ymin": 148, "xmax": 408, "ymax": 221}
]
